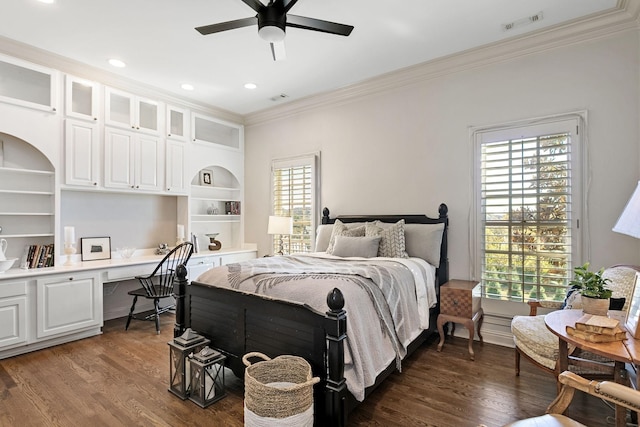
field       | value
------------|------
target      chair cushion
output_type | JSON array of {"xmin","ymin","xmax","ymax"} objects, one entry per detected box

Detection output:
[
  {"xmin": 603, "ymin": 266, "xmax": 639, "ymax": 311},
  {"xmin": 502, "ymin": 414, "xmax": 586, "ymax": 427},
  {"xmin": 511, "ymin": 315, "xmax": 558, "ymax": 370}
]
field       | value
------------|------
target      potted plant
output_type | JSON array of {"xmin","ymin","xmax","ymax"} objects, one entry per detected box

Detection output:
[{"xmin": 569, "ymin": 262, "xmax": 612, "ymax": 315}]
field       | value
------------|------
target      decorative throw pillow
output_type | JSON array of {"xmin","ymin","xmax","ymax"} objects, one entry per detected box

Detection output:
[
  {"xmin": 365, "ymin": 220, "xmax": 408, "ymax": 258},
  {"xmin": 331, "ymin": 236, "xmax": 381, "ymax": 258},
  {"xmin": 326, "ymin": 220, "xmax": 365, "ymax": 254}
]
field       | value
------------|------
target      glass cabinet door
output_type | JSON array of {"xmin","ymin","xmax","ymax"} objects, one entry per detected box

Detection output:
[
  {"xmin": 0, "ymin": 54, "xmax": 57, "ymax": 112},
  {"xmin": 65, "ymin": 75, "xmax": 99, "ymax": 121}
]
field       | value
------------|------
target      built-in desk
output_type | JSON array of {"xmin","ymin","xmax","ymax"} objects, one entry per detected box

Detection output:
[{"xmin": 0, "ymin": 247, "xmax": 256, "ymax": 359}]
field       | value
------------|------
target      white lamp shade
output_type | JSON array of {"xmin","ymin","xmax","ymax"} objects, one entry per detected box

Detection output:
[
  {"xmin": 613, "ymin": 180, "xmax": 640, "ymax": 239},
  {"xmin": 268, "ymin": 216, "xmax": 293, "ymax": 235}
]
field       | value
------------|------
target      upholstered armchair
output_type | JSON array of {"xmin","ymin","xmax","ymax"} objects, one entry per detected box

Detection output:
[
  {"xmin": 511, "ymin": 265, "xmax": 640, "ymax": 383},
  {"xmin": 504, "ymin": 371, "xmax": 640, "ymax": 426}
]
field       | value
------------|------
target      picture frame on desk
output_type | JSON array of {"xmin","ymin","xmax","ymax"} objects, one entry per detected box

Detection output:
[
  {"xmin": 625, "ymin": 272, "xmax": 640, "ymax": 339},
  {"xmin": 81, "ymin": 237, "xmax": 111, "ymax": 261}
]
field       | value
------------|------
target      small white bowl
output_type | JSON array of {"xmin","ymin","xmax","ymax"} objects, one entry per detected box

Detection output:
[
  {"xmin": 0, "ymin": 258, "xmax": 17, "ymax": 273},
  {"xmin": 118, "ymin": 247, "xmax": 136, "ymax": 260}
]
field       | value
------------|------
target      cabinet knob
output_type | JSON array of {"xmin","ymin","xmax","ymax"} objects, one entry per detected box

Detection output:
[
  {"xmin": 93, "ymin": 182, "xmax": 97, "ymax": 186},
  {"xmin": 135, "ymin": 185, "xmax": 139, "ymax": 189},
  {"xmin": 93, "ymin": 117, "xmax": 97, "ymax": 121},
  {"xmin": 68, "ymin": 277, "xmax": 74, "ymax": 281}
]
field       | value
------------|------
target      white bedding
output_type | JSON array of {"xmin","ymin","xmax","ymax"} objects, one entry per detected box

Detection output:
[{"xmin": 195, "ymin": 253, "xmax": 437, "ymax": 401}]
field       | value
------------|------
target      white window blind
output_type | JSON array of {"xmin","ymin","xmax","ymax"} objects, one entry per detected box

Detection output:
[
  {"xmin": 475, "ymin": 116, "xmax": 582, "ymax": 302},
  {"xmin": 271, "ymin": 154, "xmax": 318, "ymax": 254}
]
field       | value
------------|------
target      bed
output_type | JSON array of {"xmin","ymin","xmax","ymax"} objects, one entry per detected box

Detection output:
[{"xmin": 174, "ymin": 204, "xmax": 449, "ymax": 426}]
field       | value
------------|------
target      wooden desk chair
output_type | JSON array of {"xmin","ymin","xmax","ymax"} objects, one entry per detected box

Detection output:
[
  {"xmin": 125, "ymin": 242, "xmax": 193, "ymax": 334},
  {"xmin": 511, "ymin": 265, "xmax": 640, "ymax": 385},
  {"xmin": 504, "ymin": 371, "xmax": 640, "ymax": 426}
]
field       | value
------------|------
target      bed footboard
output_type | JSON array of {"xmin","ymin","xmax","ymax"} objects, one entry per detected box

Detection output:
[{"xmin": 177, "ymin": 269, "xmax": 349, "ymax": 426}]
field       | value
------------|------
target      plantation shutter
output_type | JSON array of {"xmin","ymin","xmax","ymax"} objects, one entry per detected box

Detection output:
[
  {"xmin": 272, "ymin": 154, "xmax": 318, "ymax": 254},
  {"xmin": 476, "ymin": 117, "xmax": 582, "ymax": 302}
]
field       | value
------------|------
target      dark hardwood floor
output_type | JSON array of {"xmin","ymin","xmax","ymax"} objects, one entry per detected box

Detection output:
[{"xmin": 0, "ymin": 315, "xmax": 618, "ymax": 426}]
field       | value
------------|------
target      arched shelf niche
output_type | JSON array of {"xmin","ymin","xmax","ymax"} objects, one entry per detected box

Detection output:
[
  {"xmin": 189, "ymin": 165, "xmax": 242, "ymax": 251},
  {"xmin": 0, "ymin": 132, "xmax": 55, "ymax": 260}
]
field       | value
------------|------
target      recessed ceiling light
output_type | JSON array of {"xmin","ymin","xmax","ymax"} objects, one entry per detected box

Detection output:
[
  {"xmin": 181, "ymin": 84, "xmax": 194, "ymax": 91},
  {"xmin": 108, "ymin": 59, "xmax": 126, "ymax": 68},
  {"xmin": 244, "ymin": 83, "xmax": 257, "ymax": 90}
]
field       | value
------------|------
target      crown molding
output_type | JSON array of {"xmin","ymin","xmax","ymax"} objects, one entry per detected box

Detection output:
[
  {"xmin": 244, "ymin": 0, "xmax": 640, "ymax": 127},
  {"xmin": 0, "ymin": 35, "xmax": 244, "ymax": 124}
]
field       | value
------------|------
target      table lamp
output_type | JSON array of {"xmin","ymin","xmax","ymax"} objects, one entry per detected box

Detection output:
[
  {"xmin": 613, "ymin": 180, "xmax": 640, "ymax": 238},
  {"xmin": 268, "ymin": 215, "xmax": 293, "ymax": 255}
]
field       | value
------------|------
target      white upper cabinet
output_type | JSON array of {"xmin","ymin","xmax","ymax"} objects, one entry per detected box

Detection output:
[
  {"xmin": 0, "ymin": 54, "xmax": 58, "ymax": 113},
  {"xmin": 191, "ymin": 112, "xmax": 242, "ymax": 150},
  {"xmin": 104, "ymin": 127, "xmax": 163, "ymax": 192},
  {"xmin": 64, "ymin": 119, "xmax": 100, "ymax": 187},
  {"xmin": 105, "ymin": 87, "xmax": 161, "ymax": 135},
  {"xmin": 65, "ymin": 75, "xmax": 99, "ymax": 121},
  {"xmin": 166, "ymin": 105, "xmax": 189, "ymax": 141},
  {"xmin": 166, "ymin": 140, "xmax": 188, "ymax": 194}
]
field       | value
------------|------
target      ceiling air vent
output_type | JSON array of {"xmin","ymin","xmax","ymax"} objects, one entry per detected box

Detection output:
[{"xmin": 270, "ymin": 94, "xmax": 289, "ymax": 102}]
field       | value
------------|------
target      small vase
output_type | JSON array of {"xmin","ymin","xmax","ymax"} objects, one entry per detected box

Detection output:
[{"xmin": 581, "ymin": 296, "xmax": 610, "ymax": 316}]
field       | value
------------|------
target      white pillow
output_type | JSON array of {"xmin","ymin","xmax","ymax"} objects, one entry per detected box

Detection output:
[{"xmin": 331, "ymin": 236, "xmax": 381, "ymax": 258}]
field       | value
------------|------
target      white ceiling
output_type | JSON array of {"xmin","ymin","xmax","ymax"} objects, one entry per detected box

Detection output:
[{"xmin": 0, "ymin": 0, "xmax": 620, "ymax": 116}]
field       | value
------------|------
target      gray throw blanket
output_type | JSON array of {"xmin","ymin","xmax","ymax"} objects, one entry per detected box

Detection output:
[{"xmin": 196, "ymin": 253, "xmax": 424, "ymax": 401}]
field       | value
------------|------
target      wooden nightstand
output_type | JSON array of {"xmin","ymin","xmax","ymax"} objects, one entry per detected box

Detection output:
[{"xmin": 437, "ymin": 279, "xmax": 484, "ymax": 360}]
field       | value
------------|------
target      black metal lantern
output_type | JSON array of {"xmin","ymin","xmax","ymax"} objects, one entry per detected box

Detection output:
[
  {"xmin": 188, "ymin": 346, "xmax": 226, "ymax": 408},
  {"xmin": 168, "ymin": 328, "xmax": 210, "ymax": 399}
]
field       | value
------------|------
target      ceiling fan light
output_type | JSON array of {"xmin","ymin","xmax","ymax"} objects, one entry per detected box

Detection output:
[{"xmin": 259, "ymin": 25, "xmax": 285, "ymax": 43}]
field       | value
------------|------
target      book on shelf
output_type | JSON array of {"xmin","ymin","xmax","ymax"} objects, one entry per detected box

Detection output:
[
  {"xmin": 574, "ymin": 313, "xmax": 620, "ymax": 335},
  {"xmin": 24, "ymin": 243, "xmax": 54, "ymax": 269},
  {"xmin": 566, "ymin": 325, "xmax": 627, "ymax": 342}
]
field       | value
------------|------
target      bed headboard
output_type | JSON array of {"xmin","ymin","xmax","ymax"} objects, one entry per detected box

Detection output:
[{"xmin": 320, "ymin": 204, "xmax": 449, "ymax": 285}]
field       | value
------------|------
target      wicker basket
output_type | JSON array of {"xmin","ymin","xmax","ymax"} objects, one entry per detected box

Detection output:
[{"xmin": 243, "ymin": 352, "xmax": 320, "ymax": 426}]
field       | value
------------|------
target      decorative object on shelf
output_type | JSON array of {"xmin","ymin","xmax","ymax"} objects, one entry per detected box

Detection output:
[
  {"xmin": 206, "ymin": 204, "xmax": 219, "ymax": 215},
  {"xmin": 177, "ymin": 223, "xmax": 185, "ymax": 245},
  {"xmin": 569, "ymin": 263, "xmax": 612, "ymax": 316},
  {"xmin": 155, "ymin": 243, "xmax": 170, "ymax": 255},
  {"xmin": 118, "ymin": 247, "xmax": 136, "ymax": 260},
  {"xmin": 206, "ymin": 233, "xmax": 222, "ymax": 251},
  {"xmin": 0, "ymin": 237, "xmax": 6, "ymax": 260},
  {"xmin": 188, "ymin": 346, "xmax": 226, "ymax": 408},
  {"xmin": 0, "ymin": 258, "xmax": 16, "ymax": 273},
  {"xmin": 80, "ymin": 236, "xmax": 111, "ymax": 261},
  {"xmin": 168, "ymin": 328, "xmax": 210, "ymax": 400},
  {"xmin": 191, "ymin": 233, "xmax": 200, "ymax": 253},
  {"xmin": 63, "ymin": 226, "xmax": 76, "ymax": 266},
  {"xmin": 199, "ymin": 169, "xmax": 213, "ymax": 186},
  {"xmin": 24, "ymin": 244, "xmax": 54, "ymax": 269},
  {"xmin": 626, "ymin": 272, "xmax": 640, "ymax": 339},
  {"xmin": 268, "ymin": 215, "xmax": 293, "ymax": 255}
]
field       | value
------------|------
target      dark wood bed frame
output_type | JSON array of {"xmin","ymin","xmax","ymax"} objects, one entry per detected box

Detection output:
[{"xmin": 173, "ymin": 204, "xmax": 449, "ymax": 426}]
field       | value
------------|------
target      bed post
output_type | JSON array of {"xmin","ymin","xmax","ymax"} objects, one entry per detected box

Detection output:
[
  {"xmin": 438, "ymin": 203, "xmax": 449, "ymax": 284},
  {"xmin": 322, "ymin": 207, "xmax": 331, "ymax": 224},
  {"xmin": 173, "ymin": 264, "xmax": 188, "ymax": 338},
  {"xmin": 325, "ymin": 287, "xmax": 347, "ymax": 427}
]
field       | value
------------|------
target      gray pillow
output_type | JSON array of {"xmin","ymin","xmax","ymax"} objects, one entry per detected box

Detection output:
[
  {"xmin": 326, "ymin": 220, "xmax": 366, "ymax": 254},
  {"xmin": 331, "ymin": 236, "xmax": 381, "ymax": 258},
  {"xmin": 404, "ymin": 223, "xmax": 445, "ymax": 266},
  {"xmin": 365, "ymin": 220, "xmax": 408, "ymax": 258}
]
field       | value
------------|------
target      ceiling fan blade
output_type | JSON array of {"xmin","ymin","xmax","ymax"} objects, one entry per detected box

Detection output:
[
  {"xmin": 270, "ymin": 41, "xmax": 287, "ymax": 61},
  {"xmin": 241, "ymin": 0, "xmax": 266, "ymax": 13},
  {"xmin": 281, "ymin": 0, "xmax": 300, "ymax": 13},
  {"xmin": 195, "ymin": 17, "xmax": 258, "ymax": 35},
  {"xmin": 286, "ymin": 15, "xmax": 354, "ymax": 36}
]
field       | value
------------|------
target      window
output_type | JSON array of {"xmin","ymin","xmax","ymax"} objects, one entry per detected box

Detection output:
[
  {"xmin": 271, "ymin": 153, "xmax": 319, "ymax": 254},
  {"xmin": 473, "ymin": 115, "xmax": 584, "ymax": 302}
]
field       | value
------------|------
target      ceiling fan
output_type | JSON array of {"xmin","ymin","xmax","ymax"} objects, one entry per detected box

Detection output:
[{"xmin": 195, "ymin": 0, "xmax": 354, "ymax": 61}]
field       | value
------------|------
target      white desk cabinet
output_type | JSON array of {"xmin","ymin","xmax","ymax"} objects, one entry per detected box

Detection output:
[
  {"xmin": 0, "ymin": 280, "xmax": 28, "ymax": 349},
  {"xmin": 36, "ymin": 272, "xmax": 102, "ymax": 339}
]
